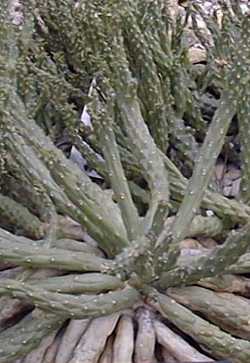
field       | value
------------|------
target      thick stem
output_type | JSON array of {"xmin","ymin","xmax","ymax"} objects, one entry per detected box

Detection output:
[
  {"xmin": 156, "ymin": 92, "xmax": 236, "ymax": 275},
  {"xmin": 0, "ymin": 194, "xmax": 44, "ymax": 239},
  {"xmin": 167, "ymin": 286, "xmax": 250, "ymax": 339},
  {"xmin": 0, "ymin": 310, "xmax": 62, "ymax": 363},
  {"xmin": 158, "ymin": 223, "xmax": 250, "ymax": 289},
  {"xmin": 0, "ymin": 232, "xmax": 109, "ymax": 272},
  {"xmin": 148, "ymin": 291, "xmax": 250, "ymax": 363},
  {"xmin": 29, "ymin": 273, "xmax": 124, "ymax": 294},
  {"xmin": 90, "ymin": 87, "xmax": 140, "ymax": 240}
]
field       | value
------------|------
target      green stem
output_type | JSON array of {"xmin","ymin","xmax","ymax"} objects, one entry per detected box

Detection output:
[{"xmin": 0, "ymin": 280, "xmax": 141, "ymax": 319}]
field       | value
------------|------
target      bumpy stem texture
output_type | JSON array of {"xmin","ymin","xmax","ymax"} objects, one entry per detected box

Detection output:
[
  {"xmin": 149, "ymin": 291, "xmax": 250, "ymax": 363},
  {"xmin": 158, "ymin": 223, "xmax": 250, "ymax": 288},
  {"xmin": 0, "ymin": 310, "xmax": 62, "ymax": 362},
  {"xmin": 167, "ymin": 286, "xmax": 250, "ymax": 339},
  {"xmin": 0, "ymin": 194, "xmax": 44, "ymax": 239},
  {"xmin": 0, "ymin": 279, "xmax": 141, "ymax": 319}
]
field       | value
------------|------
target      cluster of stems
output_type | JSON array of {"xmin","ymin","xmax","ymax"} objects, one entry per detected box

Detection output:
[{"xmin": 0, "ymin": 0, "xmax": 250, "ymax": 361}]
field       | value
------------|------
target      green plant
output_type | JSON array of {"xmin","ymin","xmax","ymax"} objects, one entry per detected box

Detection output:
[{"xmin": 1, "ymin": 1, "xmax": 250, "ymax": 362}]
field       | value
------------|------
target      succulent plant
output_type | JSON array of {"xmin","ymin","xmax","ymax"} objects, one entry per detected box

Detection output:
[{"xmin": 1, "ymin": 1, "xmax": 250, "ymax": 362}]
